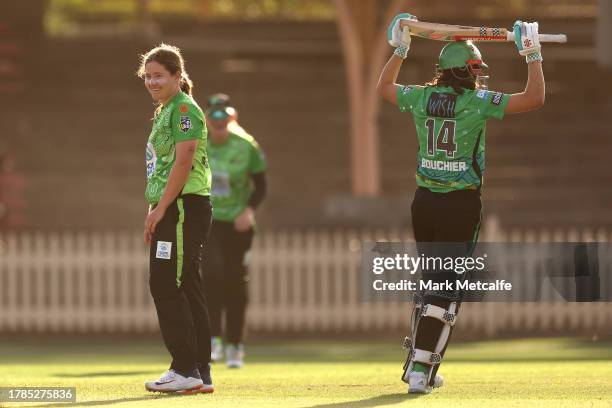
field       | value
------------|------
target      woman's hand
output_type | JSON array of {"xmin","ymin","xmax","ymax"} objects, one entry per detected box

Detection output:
[
  {"xmin": 513, "ymin": 20, "xmax": 543, "ymax": 63},
  {"xmin": 387, "ymin": 12, "xmax": 418, "ymax": 50},
  {"xmin": 234, "ymin": 206, "xmax": 254, "ymax": 232},
  {"xmin": 144, "ymin": 205, "xmax": 166, "ymax": 243}
]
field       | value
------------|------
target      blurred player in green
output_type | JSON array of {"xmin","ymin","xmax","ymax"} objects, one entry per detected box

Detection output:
[
  {"xmin": 138, "ymin": 43, "xmax": 214, "ymax": 394},
  {"xmin": 202, "ymin": 94, "xmax": 267, "ymax": 368},
  {"xmin": 378, "ymin": 14, "xmax": 545, "ymax": 394}
]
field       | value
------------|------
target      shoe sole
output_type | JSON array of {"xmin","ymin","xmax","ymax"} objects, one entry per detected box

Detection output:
[
  {"xmin": 408, "ymin": 388, "xmax": 432, "ymax": 395},
  {"xmin": 145, "ymin": 384, "xmax": 209, "ymax": 394},
  {"xmin": 176, "ymin": 385, "xmax": 214, "ymax": 395}
]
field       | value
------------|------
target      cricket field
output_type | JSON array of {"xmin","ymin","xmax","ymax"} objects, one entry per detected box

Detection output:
[{"xmin": 1, "ymin": 337, "xmax": 610, "ymax": 407}]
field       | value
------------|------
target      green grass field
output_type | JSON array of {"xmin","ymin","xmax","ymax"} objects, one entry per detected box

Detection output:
[{"xmin": 1, "ymin": 337, "xmax": 611, "ymax": 408}]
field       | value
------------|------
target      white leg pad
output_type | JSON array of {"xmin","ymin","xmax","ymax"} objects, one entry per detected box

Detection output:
[
  {"xmin": 412, "ymin": 348, "xmax": 442, "ymax": 365},
  {"xmin": 421, "ymin": 304, "xmax": 456, "ymax": 326},
  {"xmin": 402, "ymin": 300, "xmax": 459, "ymax": 385}
]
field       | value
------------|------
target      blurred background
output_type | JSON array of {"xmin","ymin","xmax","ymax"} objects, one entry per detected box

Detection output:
[{"xmin": 0, "ymin": 0, "xmax": 610, "ymax": 338}]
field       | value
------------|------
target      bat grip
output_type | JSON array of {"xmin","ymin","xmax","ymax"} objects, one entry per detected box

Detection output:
[
  {"xmin": 400, "ymin": 26, "xmax": 411, "ymax": 44},
  {"xmin": 506, "ymin": 32, "xmax": 567, "ymax": 43}
]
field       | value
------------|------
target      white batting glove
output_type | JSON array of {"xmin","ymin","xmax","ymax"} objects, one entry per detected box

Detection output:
[
  {"xmin": 387, "ymin": 13, "xmax": 417, "ymax": 59},
  {"xmin": 513, "ymin": 20, "xmax": 543, "ymax": 63}
]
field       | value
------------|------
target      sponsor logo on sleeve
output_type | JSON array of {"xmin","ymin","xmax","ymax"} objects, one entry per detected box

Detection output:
[
  {"xmin": 179, "ymin": 116, "xmax": 193, "ymax": 133},
  {"xmin": 491, "ymin": 92, "xmax": 503, "ymax": 105},
  {"xmin": 476, "ymin": 90, "xmax": 488, "ymax": 99},
  {"xmin": 156, "ymin": 241, "xmax": 172, "ymax": 260},
  {"xmin": 179, "ymin": 104, "xmax": 189, "ymax": 113}
]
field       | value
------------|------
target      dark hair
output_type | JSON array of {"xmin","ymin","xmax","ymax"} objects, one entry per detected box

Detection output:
[
  {"xmin": 137, "ymin": 43, "xmax": 193, "ymax": 95},
  {"xmin": 426, "ymin": 67, "xmax": 476, "ymax": 95}
]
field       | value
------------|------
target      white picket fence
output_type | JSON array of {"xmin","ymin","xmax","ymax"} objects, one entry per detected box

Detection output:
[{"xmin": 0, "ymin": 219, "xmax": 610, "ymax": 336}]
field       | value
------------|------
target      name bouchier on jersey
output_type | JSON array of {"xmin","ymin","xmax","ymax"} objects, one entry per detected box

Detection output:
[
  {"xmin": 421, "ymin": 158, "xmax": 468, "ymax": 172},
  {"xmin": 427, "ymin": 92, "xmax": 457, "ymax": 118}
]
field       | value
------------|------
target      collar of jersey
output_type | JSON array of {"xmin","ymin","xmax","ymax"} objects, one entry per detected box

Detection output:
[{"xmin": 162, "ymin": 90, "xmax": 185, "ymax": 109}]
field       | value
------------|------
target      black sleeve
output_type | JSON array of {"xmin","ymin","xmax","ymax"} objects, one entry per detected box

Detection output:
[{"xmin": 247, "ymin": 171, "xmax": 267, "ymax": 209}]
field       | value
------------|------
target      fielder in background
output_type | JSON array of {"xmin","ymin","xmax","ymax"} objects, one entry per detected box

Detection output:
[
  {"xmin": 378, "ymin": 13, "xmax": 545, "ymax": 394},
  {"xmin": 206, "ymin": 93, "xmax": 249, "ymax": 136},
  {"xmin": 138, "ymin": 43, "xmax": 214, "ymax": 395},
  {"xmin": 202, "ymin": 94, "xmax": 267, "ymax": 368}
]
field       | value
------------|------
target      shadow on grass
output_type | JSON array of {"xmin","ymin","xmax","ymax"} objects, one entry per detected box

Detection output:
[
  {"xmin": 26, "ymin": 393, "xmax": 195, "ymax": 408},
  {"xmin": 304, "ymin": 392, "xmax": 422, "ymax": 408},
  {"xmin": 54, "ymin": 371, "xmax": 153, "ymax": 378}
]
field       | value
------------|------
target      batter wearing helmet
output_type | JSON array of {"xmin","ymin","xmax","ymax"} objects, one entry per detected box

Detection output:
[{"xmin": 378, "ymin": 13, "xmax": 545, "ymax": 394}]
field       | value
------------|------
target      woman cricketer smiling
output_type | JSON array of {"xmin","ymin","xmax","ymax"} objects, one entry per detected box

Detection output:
[
  {"xmin": 138, "ymin": 43, "xmax": 214, "ymax": 394},
  {"xmin": 378, "ymin": 14, "xmax": 545, "ymax": 394}
]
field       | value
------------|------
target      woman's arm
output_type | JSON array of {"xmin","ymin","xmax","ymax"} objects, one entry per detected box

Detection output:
[
  {"xmin": 377, "ymin": 13, "xmax": 417, "ymax": 106},
  {"xmin": 248, "ymin": 171, "xmax": 267, "ymax": 209},
  {"xmin": 505, "ymin": 61, "xmax": 545, "ymax": 114},
  {"xmin": 376, "ymin": 55, "xmax": 404, "ymax": 106},
  {"xmin": 144, "ymin": 140, "xmax": 197, "ymax": 243},
  {"xmin": 234, "ymin": 172, "xmax": 267, "ymax": 232}
]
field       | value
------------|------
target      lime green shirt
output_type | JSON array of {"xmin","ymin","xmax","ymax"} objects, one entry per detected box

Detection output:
[
  {"xmin": 397, "ymin": 85, "xmax": 509, "ymax": 192},
  {"xmin": 208, "ymin": 131, "xmax": 267, "ymax": 221},
  {"xmin": 145, "ymin": 91, "xmax": 211, "ymax": 204}
]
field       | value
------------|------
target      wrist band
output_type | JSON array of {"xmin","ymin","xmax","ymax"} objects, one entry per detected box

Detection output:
[
  {"xmin": 526, "ymin": 52, "xmax": 543, "ymax": 63},
  {"xmin": 394, "ymin": 45, "xmax": 408, "ymax": 59}
]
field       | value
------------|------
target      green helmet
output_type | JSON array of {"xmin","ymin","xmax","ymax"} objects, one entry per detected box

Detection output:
[{"xmin": 438, "ymin": 41, "xmax": 488, "ymax": 70}]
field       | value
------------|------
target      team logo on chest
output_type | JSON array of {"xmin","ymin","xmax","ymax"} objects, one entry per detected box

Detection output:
[{"xmin": 179, "ymin": 116, "xmax": 192, "ymax": 133}]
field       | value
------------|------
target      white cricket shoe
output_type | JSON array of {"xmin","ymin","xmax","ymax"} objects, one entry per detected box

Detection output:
[
  {"xmin": 225, "ymin": 343, "xmax": 244, "ymax": 368},
  {"xmin": 211, "ymin": 337, "xmax": 224, "ymax": 362},
  {"xmin": 144, "ymin": 369, "xmax": 204, "ymax": 394},
  {"xmin": 408, "ymin": 372, "xmax": 444, "ymax": 394}
]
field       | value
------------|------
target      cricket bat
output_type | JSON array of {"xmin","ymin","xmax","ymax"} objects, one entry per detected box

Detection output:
[{"xmin": 400, "ymin": 20, "xmax": 567, "ymax": 43}]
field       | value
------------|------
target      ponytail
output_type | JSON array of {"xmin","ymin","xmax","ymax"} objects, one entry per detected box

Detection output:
[{"xmin": 180, "ymin": 73, "xmax": 193, "ymax": 96}]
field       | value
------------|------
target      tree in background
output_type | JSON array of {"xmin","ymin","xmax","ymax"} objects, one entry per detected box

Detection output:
[{"xmin": 0, "ymin": 150, "xmax": 27, "ymax": 229}]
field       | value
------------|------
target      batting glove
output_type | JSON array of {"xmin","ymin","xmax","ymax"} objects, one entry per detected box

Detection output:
[
  {"xmin": 513, "ymin": 20, "xmax": 543, "ymax": 63},
  {"xmin": 388, "ymin": 13, "xmax": 417, "ymax": 58}
]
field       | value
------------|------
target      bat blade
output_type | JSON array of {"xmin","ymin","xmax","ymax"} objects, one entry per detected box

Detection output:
[{"xmin": 399, "ymin": 20, "xmax": 567, "ymax": 43}]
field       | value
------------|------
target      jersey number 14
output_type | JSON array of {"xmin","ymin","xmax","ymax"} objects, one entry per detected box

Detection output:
[{"xmin": 425, "ymin": 118, "xmax": 456, "ymax": 158}]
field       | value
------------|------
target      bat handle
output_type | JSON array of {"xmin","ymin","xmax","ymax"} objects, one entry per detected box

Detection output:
[
  {"xmin": 506, "ymin": 32, "xmax": 567, "ymax": 43},
  {"xmin": 401, "ymin": 26, "xmax": 411, "ymax": 44}
]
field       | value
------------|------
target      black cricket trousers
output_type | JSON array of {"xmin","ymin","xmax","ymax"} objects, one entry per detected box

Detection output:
[
  {"xmin": 149, "ymin": 194, "xmax": 212, "ymax": 374},
  {"xmin": 201, "ymin": 220, "xmax": 254, "ymax": 344},
  {"xmin": 411, "ymin": 187, "xmax": 482, "ymax": 243},
  {"xmin": 410, "ymin": 186, "xmax": 482, "ymax": 383}
]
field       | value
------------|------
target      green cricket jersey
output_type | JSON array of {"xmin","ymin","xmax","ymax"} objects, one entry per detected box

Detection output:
[
  {"xmin": 208, "ymin": 131, "xmax": 267, "ymax": 221},
  {"xmin": 145, "ymin": 91, "xmax": 211, "ymax": 204},
  {"xmin": 397, "ymin": 85, "xmax": 510, "ymax": 192}
]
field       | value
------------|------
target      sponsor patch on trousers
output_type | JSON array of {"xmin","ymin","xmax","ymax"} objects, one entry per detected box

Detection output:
[{"xmin": 156, "ymin": 241, "xmax": 172, "ymax": 259}]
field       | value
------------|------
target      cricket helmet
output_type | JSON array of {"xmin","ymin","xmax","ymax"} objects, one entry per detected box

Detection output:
[{"xmin": 438, "ymin": 41, "xmax": 488, "ymax": 70}]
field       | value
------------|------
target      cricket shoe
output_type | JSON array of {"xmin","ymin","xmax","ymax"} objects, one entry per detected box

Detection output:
[
  {"xmin": 225, "ymin": 343, "xmax": 244, "ymax": 368},
  {"xmin": 144, "ymin": 369, "xmax": 203, "ymax": 394},
  {"xmin": 211, "ymin": 336, "xmax": 224, "ymax": 362},
  {"xmin": 196, "ymin": 363, "xmax": 215, "ymax": 394},
  {"xmin": 408, "ymin": 372, "xmax": 444, "ymax": 394}
]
